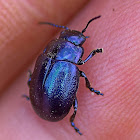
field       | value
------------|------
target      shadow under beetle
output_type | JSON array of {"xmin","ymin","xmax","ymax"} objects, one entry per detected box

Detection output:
[{"xmin": 26, "ymin": 15, "xmax": 104, "ymax": 135}]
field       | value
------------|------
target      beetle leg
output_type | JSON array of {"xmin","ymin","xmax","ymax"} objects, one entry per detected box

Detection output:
[
  {"xmin": 70, "ymin": 97, "xmax": 82, "ymax": 135},
  {"xmin": 77, "ymin": 48, "xmax": 103, "ymax": 65},
  {"xmin": 22, "ymin": 70, "xmax": 32, "ymax": 101},
  {"xmin": 22, "ymin": 95, "xmax": 30, "ymax": 100},
  {"xmin": 27, "ymin": 70, "xmax": 32, "ymax": 87},
  {"xmin": 80, "ymin": 71, "xmax": 104, "ymax": 96}
]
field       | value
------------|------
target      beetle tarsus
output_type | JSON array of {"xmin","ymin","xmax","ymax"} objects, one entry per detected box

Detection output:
[
  {"xmin": 27, "ymin": 70, "xmax": 32, "ymax": 87},
  {"xmin": 90, "ymin": 88, "xmax": 104, "ymax": 96},
  {"xmin": 80, "ymin": 71, "xmax": 103, "ymax": 96},
  {"xmin": 96, "ymin": 48, "xmax": 103, "ymax": 53},
  {"xmin": 22, "ymin": 95, "xmax": 30, "ymax": 100},
  {"xmin": 71, "ymin": 122, "xmax": 82, "ymax": 135}
]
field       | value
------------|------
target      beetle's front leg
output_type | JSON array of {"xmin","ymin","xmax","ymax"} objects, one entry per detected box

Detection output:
[
  {"xmin": 80, "ymin": 71, "xmax": 103, "ymax": 96},
  {"xmin": 78, "ymin": 48, "xmax": 103, "ymax": 65},
  {"xmin": 70, "ymin": 97, "xmax": 82, "ymax": 135}
]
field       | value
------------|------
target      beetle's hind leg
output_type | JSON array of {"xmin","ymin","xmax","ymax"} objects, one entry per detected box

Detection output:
[
  {"xmin": 70, "ymin": 97, "xmax": 82, "ymax": 135},
  {"xmin": 80, "ymin": 71, "xmax": 103, "ymax": 96},
  {"xmin": 22, "ymin": 70, "xmax": 32, "ymax": 101}
]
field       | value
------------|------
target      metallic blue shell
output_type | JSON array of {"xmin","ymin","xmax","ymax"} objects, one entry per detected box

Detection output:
[
  {"xmin": 44, "ymin": 38, "xmax": 84, "ymax": 64},
  {"xmin": 30, "ymin": 55, "xmax": 80, "ymax": 121}
]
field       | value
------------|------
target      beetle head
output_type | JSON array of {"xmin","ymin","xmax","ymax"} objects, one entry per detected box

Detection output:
[
  {"xmin": 39, "ymin": 15, "xmax": 101, "ymax": 46},
  {"xmin": 59, "ymin": 15, "xmax": 101, "ymax": 46},
  {"xmin": 59, "ymin": 30, "xmax": 86, "ymax": 46}
]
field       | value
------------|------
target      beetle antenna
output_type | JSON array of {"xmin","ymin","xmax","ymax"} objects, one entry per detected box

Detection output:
[
  {"xmin": 82, "ymin": 15, "xmax": 101, "ymax": 33},
  {"xmin": 39, "ymin": 22, "xmax": 69, "ymax": 30}
]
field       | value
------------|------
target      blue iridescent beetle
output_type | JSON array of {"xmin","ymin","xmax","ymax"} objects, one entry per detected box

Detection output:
[{"xmin": 26, "ymin": 15, "xmax": 103, "ymax": 135}]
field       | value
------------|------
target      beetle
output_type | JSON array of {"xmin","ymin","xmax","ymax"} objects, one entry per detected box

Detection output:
[{"xmin": 25, "ymin": 15, "xmax": 103, "ymax": 135}]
